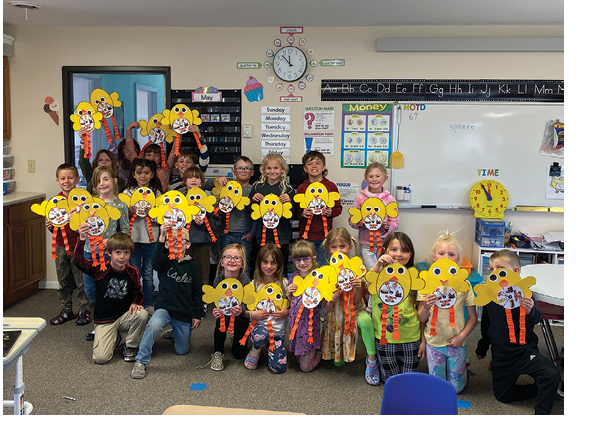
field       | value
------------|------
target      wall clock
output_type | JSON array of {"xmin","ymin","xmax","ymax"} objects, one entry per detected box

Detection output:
[
  {"xmin": 469, "ymin": 179, "xmax": 509, "ymax": 219},
  {"xmin": 273, "ymin": 46, "xmax": 307, "ymax": 82}
]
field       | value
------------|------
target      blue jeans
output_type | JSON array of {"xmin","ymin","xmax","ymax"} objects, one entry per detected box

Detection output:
[
  {"xmin": 83, "ymin": 249, "xmax": 110, "ymax": 304},
  {"xmin": 310, "ymin": 239, "xmax": 328, "ymax": 267},
  {"xmin": 220, "ymin": 230, "xmax": 252, "ymax": 275},
  {"xmin": 130, "ymin": 242, "xmax": 155, "ymax": 307},
  {"xmin": 136, "ymin": 308, "xmax": 192, "ymax": 365}
]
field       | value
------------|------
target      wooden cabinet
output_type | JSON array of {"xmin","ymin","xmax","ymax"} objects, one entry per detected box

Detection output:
[
  {"xmin": 3, "ymin": 56, "xmax": 11, "ymax": 141},
  {"xmin": 3, "ymin": 198, "xmax": 46, "ymax": 306}
]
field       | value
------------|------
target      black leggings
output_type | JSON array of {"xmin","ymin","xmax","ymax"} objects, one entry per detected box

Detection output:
[{"xmin": 213, "ymin": 316, "xmax": 249, "ymax": 359}]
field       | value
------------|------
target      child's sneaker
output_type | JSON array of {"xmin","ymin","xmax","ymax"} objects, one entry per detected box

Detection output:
[
  {"xmin": 75, "ymin": 309, "xmax": 91, "ymax": 326},
  {"xmin": 211, "ymin": 351, "xmax": 224, "ymax": 371},
  {"xmin": 131, "ymin": 361, "xmax": 146, "ymax": 379},
  {"xmin": 365, "ymin": 356, "xmax": 381, "ymax": 386},
  {"xmin": 50, "ymin": 309, "xmax": 75, "ymax": 325},
  {"xmin": 123, "ymin": 345, "xmax": 138, "ymax": 362}
]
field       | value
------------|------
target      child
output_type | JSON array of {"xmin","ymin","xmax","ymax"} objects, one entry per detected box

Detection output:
[
  {"xmin": 210, "ymin": 243, "xmax": 251, "ymax": 371},
  {"xmin": 417, "ymin": 231, "xmax": 477, "ymax": 393},
  {"xmin": 321, "ymin": 228, "xmax": 371, "ymax": 370},
  {"xmin": 250, "ymin": 153, "xmax": 295, "ymax": 275},
  {"xmin": 183, "ymin": 165, "xmax": 219, "ymax": 286},
  {"xmin": 82, "ymin": 166, "xmax": 130, "ymax": 307},
  {"xmin": 349, "ymin": 162, "xmax": 399, "ymax": 271},
  {"xmin": 295, "ymin": 151, "xmax": 342, "ymax": 267},
  {"xmin": 131, "ymin": 223, "xmax": 205, "ymax": 379},
  {"xmin": 287, "ymin": 240, "xmax": 322, "ymax": 372},
  {"xmin": 244, "ymin": 244, "xmax": 289, "ymax": 373},
  {"xmin": 47, "ymin": 163, "xmax": 91, "ymax": 326},
  {"xmin": 73, "ymin": 230, "xmax": 148, "ymax": 364},
  {"xmin": 79, "ymin": 147, "xmax": 126, "ymax": 194},
  {"xmin": 369, "ymin": 232, "xmax": 426, "ymax": 382},
  {"xmin": 475, "ymin": 249, "xmax": 561, "ymax": 415},
  {"xmin": 169, "ymin": 147, "xmax": 209, "ymax": 192},
  {"xmin": 207, "ymin": 156, "xmax": 255, "ymax": 274},
  {"xmin": 123, "ymin": 158, "xmax": 163, "ymax": 308}
]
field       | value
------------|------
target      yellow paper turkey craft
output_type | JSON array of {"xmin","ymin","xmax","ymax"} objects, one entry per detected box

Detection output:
[
  {"xmin": 138, "ymin": 113, "xmax": 175, "ymax": 167},
  {"xmin": 348, "ymin": 197, "xmax": 398, "ymax": 255},
  {"xmin": 474, "ymin": 269, "xmax": 536, "ymax": 345},
  {"xmin": 161, "ymin": 104, "xmax": 204, "ymax": 156},
  {"xmin": 250, "ymin": 194, "xmax": 292, "ymax": 246},
  {"xmin": 239, "ymin": 283, "xmax": 289, "ymax": 350},
  {"xmin": 31, "ymin": 195, "xmax": 71, "ymax": 259},
  {"xmin": 70, "ymin": 102, "xmax": 103, "ymax": 160},
  {"xmin": 202, "ymin": 279, "xmax": 256, "ymax": 334},
  {"xmin": 185, "ymin": 187, "xmax": 217, "ymax": 242},
  {"xmin": 148, "ymin": 190, "xmax": 200, "ymax": 259},
  {"xmin": 212, "ymin": 180, "xmax": 250, "ymax": 234},
  {"xmin": 56, "ymin": 188, "xmax": 93, "ymax": 217},
  {"xmin": 325, "ymin": 251, "xmax": 366, "ymax": 335},
  {"xmin": 419, "ymin": 258, "xmax": 470, "ymax": 337},
  {"xmin": 366, "ymin": 263, "xmax": 425, "ymax": 343},
  {"xmin": 90, "ymin": 88, "xmax": 122, "ymax": 143},
  {"xmin": 119, "ymin": 188, "xmax": 157, "ymax": 242},
  {"xmin": 68, "ymin": 197, "xmax": 121, "ymax": 270},
  {"xmin": 289, "ymin": 267, "xmax": 337, "ymax": 344},
  {"xmin": 293, "ymin": 182, "xmax": 340, "ymax": 239}
]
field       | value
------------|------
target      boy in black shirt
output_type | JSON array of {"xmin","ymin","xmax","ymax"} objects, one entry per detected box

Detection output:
[
  {"xmin": 475, "ymin": 249, "xmax": 560, "ymax": 414},
  {"xmin": 73, "ymin": 230, "xmax": 148, "ymax": 364},
  {"xmin": 131, "ymin": 223, "xmax": 205, "ymax": 379}
]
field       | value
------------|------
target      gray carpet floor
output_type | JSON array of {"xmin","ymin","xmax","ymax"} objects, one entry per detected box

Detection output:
[{"xmin": 4, "ymin": 289, "xmax": 564, "ymax": 415}]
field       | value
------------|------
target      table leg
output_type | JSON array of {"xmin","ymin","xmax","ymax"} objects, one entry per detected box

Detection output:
[{"xmin": 540, "ymin": 319, "xmax": 557, "ymax": 366}]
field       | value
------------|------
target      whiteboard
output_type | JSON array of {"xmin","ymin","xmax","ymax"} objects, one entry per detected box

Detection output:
[{"xmin": 391, "ymin": 103, "xmax": 564, "ymax": 208}]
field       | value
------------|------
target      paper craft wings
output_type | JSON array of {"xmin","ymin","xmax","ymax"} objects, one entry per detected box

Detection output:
[
  {"xmin": 289, "ymin": 267, "xmax": 337, "ymax": 344},
  {"xmin": 474, "ymin": 269, "xmax": 536, "ymax": 345},
  {"xmin": 419, "ymin": 258, "xmax": 470, "ymax": 337},
  {"xmin": 202, "ymin": 279, "xmax": 256, "ymax": 333},
  {"xmin": 70, "ymin": 102, "xmax": 103, "ymax": 160},
  {"xmin": 31, "ymin": 195, "xmax": 70, "ymax": 259},
  {"xmin": 138, "ymin": 113, "xmax": 175, "ymax": 167},
  {"xmin": 90, "ymin": 88, "xmax": 122, "ymax": 143},
  {"xmin": 68, "ymin": 196, "xmax": 121, "ymax": 270},
  {"xmin": 161, "ymin": 105, "xmax": 204, "ymax": 156},
  {"xmin": 250, "ymin": 194, "xmax": 293, "ymax": 246},
  {"xmin": 149, "ymin": 190, "xmax": 201, "ymax": 259},
  {"xmin": 212, "ymin": 180, "xmax": 250, "ymax": 234},
  {"xmin": 366, "ymin": 263, "xmax": 425, "ymax": 343},
  {"xmin": 293, "ymin": 182, "xmax": 340, "ymax": 239},
  {"xmin": 119, "ymin": 188, "xmax": 157, "ymax": 242},
  {"xmin": 348, "ymin": 197, "xmax": 398, "ymax": 255},
  {"xmin": 323, "ymin": 251, "xmax": 366, "ymax": 335},
  {"xmin": 239, "ymin": 283, "xmax": 289, "ymax": 350},
  {"xmin": 185, "ymin": 187, "xmax": 217, "ymax": 242}
]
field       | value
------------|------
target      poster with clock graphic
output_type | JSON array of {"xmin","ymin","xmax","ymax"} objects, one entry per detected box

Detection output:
[{"xmin": 341, "ymin": 103, "xmax": 393, "ymax": 169}]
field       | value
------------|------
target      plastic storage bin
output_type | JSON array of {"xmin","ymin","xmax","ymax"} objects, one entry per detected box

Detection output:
[
  {"xmin": 3, "ymin": 180, "xmax": 16, "ymax": 195},
  {"xmin": 475, "ymin": 231, "xmax": 504, "ymax": 248},
  {"xmin": 3, "ymin": 167, "xmax": 15, "ymax": 181},
  {"xmin": 476, "ymin": 218, "xmax": 505, "ymax": 236},
  {"xmin": 3, "ymin": 154, "xmax": 14, "ymax": 168}
]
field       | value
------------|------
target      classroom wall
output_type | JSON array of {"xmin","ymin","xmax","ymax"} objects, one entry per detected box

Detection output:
[{"xmin": 3, "ymin": 25, "xmax": 564, "ymax": 287}]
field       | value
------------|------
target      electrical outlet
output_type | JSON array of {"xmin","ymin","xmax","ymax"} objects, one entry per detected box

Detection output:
[
  {"xmin": 28, "ymin": 159, "xmax": 35, "ymax": 173},
  {"xmin": 243, "ymin": 124, "xmax": 252, "ymax": 138}
]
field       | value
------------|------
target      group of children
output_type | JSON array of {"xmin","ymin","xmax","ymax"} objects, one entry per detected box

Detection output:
[{"xmin": 48, "ymin": 146, "xmax": 560, "ymax": 414}]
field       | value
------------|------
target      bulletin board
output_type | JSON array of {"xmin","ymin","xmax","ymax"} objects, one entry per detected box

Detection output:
[{"xmin": 391, "ymin": 102, "xmax": 564, "ymax": 208}]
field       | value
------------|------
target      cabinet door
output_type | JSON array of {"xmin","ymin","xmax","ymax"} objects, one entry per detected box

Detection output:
[
  {"xmin": 28, "ymin": 217, "xmax": 46, "ymax": 281},
  {"xmin": 8, "ymin": 222, "xmax": 29, "ymax": 291},
  {"xmin": 3, "ymin": 56, "xmax": 11, "ymax": 141},
  {"xmin": 3, "ymin": 226, "xmax": 8, "ymax": 293}
]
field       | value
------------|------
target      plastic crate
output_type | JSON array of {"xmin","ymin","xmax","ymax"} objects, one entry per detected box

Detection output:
[
  {"xmin": 475, "ymin": 230, "xmax": 504, "ymax": 248},
  {"xmin": 3, "ymin": 154, "xmax": 14, "ymax": 168},
  {"xmin": 476, "ymin": 218, "xmax": 505, "ymax": 236},
  {"xmin": 3, "ymin": 179, "xmax": 16, "ymax": 195},
  {"xmin": 3, "ymin": 167, "xmax": 15, "ymax": 181}
]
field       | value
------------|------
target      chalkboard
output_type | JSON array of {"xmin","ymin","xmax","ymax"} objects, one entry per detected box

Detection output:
[{"xmin": 391, "ymin": 103, "xmax": 564, "ymax": 208}]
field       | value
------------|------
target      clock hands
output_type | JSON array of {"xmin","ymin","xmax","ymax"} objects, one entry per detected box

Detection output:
[
  {"xmin": 480, "ymin": 183, "xmax": 492, "ymax": 201},
  {"xmin": 281, "ymin": 55, "xmax": 292, "ymax": 67}
]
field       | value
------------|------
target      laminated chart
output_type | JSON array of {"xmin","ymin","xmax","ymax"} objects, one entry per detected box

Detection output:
[{"xmin": 341, "ymin": 103, "xmax": 393, "ymax": 168}]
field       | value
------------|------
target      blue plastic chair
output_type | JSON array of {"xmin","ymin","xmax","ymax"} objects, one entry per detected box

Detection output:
[{"xmin": 380, "ymin": 372, "xmax": 458, "ymax": 415}]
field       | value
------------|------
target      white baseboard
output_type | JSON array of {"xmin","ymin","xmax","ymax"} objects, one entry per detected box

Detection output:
[{"xmin": 39, "ymin": 280, "xmax": 59, "ymax": 290}]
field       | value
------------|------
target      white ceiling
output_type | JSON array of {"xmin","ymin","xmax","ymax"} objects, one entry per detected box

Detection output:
[{"xmin": 3, "ymin": 0, "xmax": 564, "ymax": 28}]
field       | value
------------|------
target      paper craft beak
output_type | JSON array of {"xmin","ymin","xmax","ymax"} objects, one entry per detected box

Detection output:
[
  {"xmin": 225, "ymin": 289, "xmax": 232, "ymax": 297},
  {"xmin": 499, "ymin": 279, "xmax": 509, "ymax": 288},
  {"xmin": 88, "ymin": 209, "xmax": 96, "ymax": 216},
  {"xmin": 440, "ymin": 279, "xmax": 448, "ymax": 286},
  {"xmin": 390, "ymin": 276, "xmax": 398, "ymax": 283}
]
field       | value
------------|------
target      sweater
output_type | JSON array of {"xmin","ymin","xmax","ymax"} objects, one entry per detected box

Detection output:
[
  {"xmin": 295, "ymin": 178, "xmax": 343, "ymax": 241},
  {"xmin": 73, "ymin": 239, "xmax": 143, "ymax": 324},
  {"xmin": 349, "ymin": 187, "xmax": 399, "ymax": 246},
  {"xmin": 152, "ymin": 241, "xmax": 205, "ymax": 322}
]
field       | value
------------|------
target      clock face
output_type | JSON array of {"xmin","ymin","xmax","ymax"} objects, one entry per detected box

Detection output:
[
  {"xmin": 469, "ymin": 179, "xmax": 509, "ymax": 218},
  {"xmin": 273, "ymin": 46, "xmax": 307, "ymax": 82}
]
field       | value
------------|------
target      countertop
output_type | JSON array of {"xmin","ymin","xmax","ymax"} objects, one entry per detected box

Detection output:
[{"xmin": 3, "ymin": 191, "xmax": 46, "ymax": 206}]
